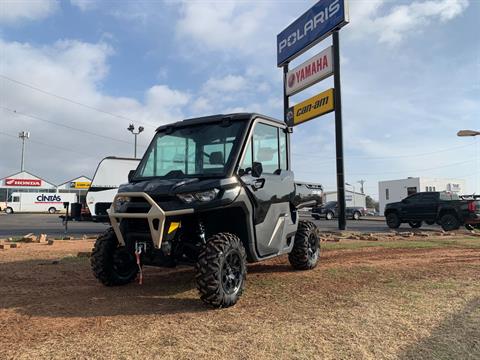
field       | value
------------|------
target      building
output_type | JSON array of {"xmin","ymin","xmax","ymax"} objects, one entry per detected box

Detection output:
[
  {"xmin": 378, "ymin": 177, "xmax": 466, "ymax": 213},
  {"xmin": 323, "ymin": 190, "xmax": 366, "ymax": 208},
  {"xmin": 0, "ymin": 171, "xmax": 91, "ymax": 203}
]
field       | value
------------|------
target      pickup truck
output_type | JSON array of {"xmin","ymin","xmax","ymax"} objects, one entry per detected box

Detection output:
[
  {"xmin": 384, "ymin": 191, "xmax": 480, "ymax": 231},
  {"xmin": 311, "ymin": 201, "xmax": 365, "ymax": 221}
]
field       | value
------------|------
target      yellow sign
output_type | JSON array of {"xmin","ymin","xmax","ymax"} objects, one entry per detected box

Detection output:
[
  {"xmin": 73, "ymin": 181, "xmax": 91, "ymax": 189},
  {"xmin": 286, "ymin": 88, "xmax": 334, "ymax": 126}
]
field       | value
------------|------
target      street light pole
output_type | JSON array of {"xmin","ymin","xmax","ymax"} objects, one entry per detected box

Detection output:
[
  {"xmin": 18, "ymin": 131, "xmax": 30, "ymax": 172},
  {"xmin": 458, "ymin": 129, "xmax": 479, "ymax": 194},
  {"xmin": 127, "ymin": 124, "xmax": 144, "ymax": 158}
]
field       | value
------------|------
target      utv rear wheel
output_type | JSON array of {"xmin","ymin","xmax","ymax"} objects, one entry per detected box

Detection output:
[
  {"xmin": 289, "ymin": 221, "xmax": 320, "ymax": 270},
  {"xmin": 386, "ymin": 213, "xmax": 401, "ymax": 229},
  {"xmin": 195, "ymin": 233, "xmax": 247, "ymax": 308},
  {"xmin": 91, "ymin": 228, "xmax": 138, "ymax": 286},
  {"xmin": 440, "ymin": 214, "xmax": 460, "ymax": 232}
]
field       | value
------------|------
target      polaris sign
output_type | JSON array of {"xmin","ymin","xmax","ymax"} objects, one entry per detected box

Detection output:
[{"xmin": 277, "ymin": 0, "xmax": 349, "ymax": 67}]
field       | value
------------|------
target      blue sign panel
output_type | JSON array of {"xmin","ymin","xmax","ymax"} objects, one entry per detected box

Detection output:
[{"xmin": 277, "ymin": 0, "xmax": 348, "ymax": 67}]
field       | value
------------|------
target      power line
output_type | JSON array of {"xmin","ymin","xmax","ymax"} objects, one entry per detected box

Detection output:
[
  {"xmin": 0, "ymin": 131, "xmax": 99, "ymax": 158},
  {"xmin": 0, "ymin": 74, "xmax": 158, "ymax": 129},
  {"xmin": 295, "ymin": 159, "xmax": 475, "ymax": 176},
  {"xmin": 1, "ymin": 106, "xmax": 145, "ymax": 146},
  {"xmin": 292, "ymin": 143, "xmax": 473, "ymax": 162}
]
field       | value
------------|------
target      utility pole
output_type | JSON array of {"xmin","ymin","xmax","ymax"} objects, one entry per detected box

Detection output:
[
  {"xmin": 18, "ymin": 131, "xmax": 30, "ymax": 172},
  {"xmin": 127, "ymin": 124, "xmax": 144, "ymax": 158},
  {"xmin": 358, "ymin": 179, "xmax": 366, "ymax": 194}
]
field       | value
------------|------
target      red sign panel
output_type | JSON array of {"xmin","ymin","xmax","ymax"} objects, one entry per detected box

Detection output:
[{"xmin": 5, "ymin": 178, "xmax": 42, "ymax": 186}]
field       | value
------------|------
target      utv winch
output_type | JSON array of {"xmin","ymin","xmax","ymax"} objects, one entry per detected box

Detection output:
[{"xmin": 91, "ymin": 113, "xmax": 321, "ymax": 308}]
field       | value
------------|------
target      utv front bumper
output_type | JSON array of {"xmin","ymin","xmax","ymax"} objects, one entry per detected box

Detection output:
[{"xmin": 108, "ymin": 192, "xmax": 194, "ymax": 249}]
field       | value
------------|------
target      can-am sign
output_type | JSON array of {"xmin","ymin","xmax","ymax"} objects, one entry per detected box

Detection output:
[
  {"xmin": 277, "ymin": 0, "xmax": 348, "ymax": 67},
  {"xmin": 286, "ymin": 46, "xmax": 333, "ymax": 96},
  {"xmin": 286, "ymin": 88, "xmax": 335, "ymax": 126},
  {"xmin": 5, "ymin": 178, "xmax": 42, "ymax": 186}
]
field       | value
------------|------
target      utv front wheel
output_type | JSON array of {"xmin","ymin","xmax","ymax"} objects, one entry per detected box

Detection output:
[
  {"xmin": 91, "ymin": 228, "xmax": 138, "ymax": 286},
  {"xmin": 195, "ymin": 233, "xmax": 247, "ymax": 308},
  {"xmin": 289, "ymin": 220, "xmax": 320, "ymax": 270}
]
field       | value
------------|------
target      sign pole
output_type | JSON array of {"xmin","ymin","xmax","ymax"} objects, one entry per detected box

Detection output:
[
  {"xmin": 283, "ymin": 64, "xmax": 289, "ymax": 122},
  {"xmin": 332, "ymin": 30, "xmax": 346, "ymax": 230}
]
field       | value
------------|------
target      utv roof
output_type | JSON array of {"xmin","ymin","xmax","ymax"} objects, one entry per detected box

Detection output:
[{"xmin": 156, "ymin": 113, "xmax": 284, "ymax": 132}]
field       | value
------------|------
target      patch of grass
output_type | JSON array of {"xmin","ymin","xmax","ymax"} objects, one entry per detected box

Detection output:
[
  {"xmin": 6, "ymin": 236, "xmax": 26, "ymax": 242},
  {"xmin": 60, "ymin": 255, "xmax": 88, "ymax": 263},
  {"xmin": 323, "ymin": 237, "xmax": 480, "ymax": 251}
]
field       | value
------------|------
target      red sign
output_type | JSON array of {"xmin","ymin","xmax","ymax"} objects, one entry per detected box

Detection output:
[{"xmin": 5, "ymin": 178, "xmax": 42, "ymax": 186}]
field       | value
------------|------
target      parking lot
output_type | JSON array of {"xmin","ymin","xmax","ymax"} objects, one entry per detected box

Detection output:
[{"xmin": 0, "ymin": 212, "xmax": 442, "ymax": 239}]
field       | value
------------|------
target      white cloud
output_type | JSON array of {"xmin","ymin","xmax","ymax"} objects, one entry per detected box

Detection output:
[
  {"xmin": 70, "ymin": 0, "xmax": 96, "ymax": 12},
  {"xmin": 203, "ymin": 75, "xmax": 247, "ymax": 93},
  {"xmin": 0, "ymin": 0, "xmax": 58, "ymax": 24},
  {"xmin": 176, "ymin": 1, "xmax": 268, "ymax": 55},
  {"xmin": 0, "ymin": 37, "xmax": 190, "ymax": 182},
  {"xmin": 346, "ymin": 0, "xmax": 469, "ymax": 45}
]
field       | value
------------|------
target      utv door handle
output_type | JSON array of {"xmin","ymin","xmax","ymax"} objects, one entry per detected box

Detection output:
[{"xmin": 252, "ymin": 178, "xmax": 265, "ymax": 190}]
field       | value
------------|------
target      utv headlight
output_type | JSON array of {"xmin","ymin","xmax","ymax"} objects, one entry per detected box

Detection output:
[
  {"xmin": 114, "ymin": 196, "xmax": 131, "ymax": 212},
  {"xmin": 177, "ymin": 189, "xmax": 219, "ymax": 203},
  {"xmin": 194, "ymin": 189, "xmax": 219, "ymax": 202}
]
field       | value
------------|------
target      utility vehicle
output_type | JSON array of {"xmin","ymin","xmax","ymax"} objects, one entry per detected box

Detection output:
[{"xmin": 91, "ymin": 113, "xmax": 320, "ymax": 308}]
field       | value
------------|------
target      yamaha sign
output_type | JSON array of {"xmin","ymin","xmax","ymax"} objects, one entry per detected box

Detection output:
[{"xmin": 277, "ymin": 0, "xmax": 348, "ymax": 67}]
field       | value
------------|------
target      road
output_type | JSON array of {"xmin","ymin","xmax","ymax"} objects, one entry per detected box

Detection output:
[
  {"xmin": 0, "ymin": 213, "xmax": 109, "ymax": 238},
  {"xmin": 0, "ymin": 213, "xmax": 443, "ymax": 238}
]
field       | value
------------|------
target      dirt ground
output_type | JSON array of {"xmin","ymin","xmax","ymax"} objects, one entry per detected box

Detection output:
[{"xmin": 0, "ymin": 235, "xmax": 479, "ymax": 360}]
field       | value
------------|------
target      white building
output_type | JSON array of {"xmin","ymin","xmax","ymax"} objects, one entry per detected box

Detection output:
[
  {"xmin": 0, "ymin": 171, "xmax": 91, "ymax": 203},
  {"xmin": 323, "ymin": 190, "xmax": 366, "ymax": 208},
  {"xmin": 378, "ymin": 177, "xmax": 465, "ymax": 213}
]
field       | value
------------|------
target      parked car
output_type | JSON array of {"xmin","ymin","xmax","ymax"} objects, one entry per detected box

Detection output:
[
  {"xmin": 384, "ymin": 191, "xmax": 480, "ymax": 231},
  {"xmin": 311, "ymin": 201, "xmax": 365, "ymax": 220}
]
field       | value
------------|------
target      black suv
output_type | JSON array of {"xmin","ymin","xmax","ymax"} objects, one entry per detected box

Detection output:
[
  {"xmin": 311, "ymin": 201, "xmax": 364, "ymax": 221},
  {"xmin": 384, "ymin": 191, "xmax": 480, "ymax": 231}
]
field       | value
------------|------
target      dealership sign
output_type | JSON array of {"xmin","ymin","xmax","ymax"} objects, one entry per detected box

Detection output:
[
  {"xmin": 286, "ymin": 88, "xmax": 334, "ymax": 126},
  {"xmin": 71, "ymin": 181, "xmax": 91, "ymax": 189},
  {"xmin": 5, "ymin": 178, "xmax": 42, "ymax": 186},
  {"xmin": 286, "ymin": 46, "xmax": 333, "ymax": 96},
  {"xmin": 277, "ymin": 0, "xmax": 348, "ymax": 66}
]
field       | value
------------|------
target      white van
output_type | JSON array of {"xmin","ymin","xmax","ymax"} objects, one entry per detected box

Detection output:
[
  {"xmin": 86, "ymin": 157, "xmax": 140, "ymax": 221},
  {"xmin": 5, "ymin": 192, "xmax": 77, "ymax": 214}
]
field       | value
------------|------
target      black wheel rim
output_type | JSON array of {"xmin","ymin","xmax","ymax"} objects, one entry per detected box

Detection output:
[
  {"xmin": 307, "ymin": 233, "xmax": 319, "ymax": 259},
  {"xmin": 113, "ymin": 249, "xmax": 135, "ymax": 277},
  {"xmin": 221, "ymin": 251, "xmax": 242, "ymax": 295}
]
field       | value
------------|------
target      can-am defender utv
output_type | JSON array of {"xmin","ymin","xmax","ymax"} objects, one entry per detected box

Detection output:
[{"xmin": 91, "ymin": 113, "xmax": 320, "ymax": 308}]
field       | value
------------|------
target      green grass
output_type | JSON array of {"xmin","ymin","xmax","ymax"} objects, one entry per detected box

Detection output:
[{"xmin": 322, "ymin": 237, "xmax": 480, "ymax": 251}]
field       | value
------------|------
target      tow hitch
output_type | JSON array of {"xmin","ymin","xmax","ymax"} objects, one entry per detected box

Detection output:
[{"xmin": 135, "ymin": 242, "xmax": 146, "ymax": 285}]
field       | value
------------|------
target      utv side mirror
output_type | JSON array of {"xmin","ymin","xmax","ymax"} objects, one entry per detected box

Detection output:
[
  {"xmin": 251, "ymin": 162, "xmax": 263, "ymax": 178},
  {"xmin": 128, "ymin": 170, "xmax": 136, "ymax": 183}
]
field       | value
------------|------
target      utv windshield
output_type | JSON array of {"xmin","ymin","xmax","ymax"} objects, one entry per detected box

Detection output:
[{"xmin": 135, "ymin": 120, "xmax": 246, "ymax": 179}]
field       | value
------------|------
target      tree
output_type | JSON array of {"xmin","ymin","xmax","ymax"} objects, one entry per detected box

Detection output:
[{"xmin": 365, "ymin": 195, "xmax": 379, "ymax": 211}]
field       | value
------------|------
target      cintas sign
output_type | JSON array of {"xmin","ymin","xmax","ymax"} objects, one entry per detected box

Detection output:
[
  {"xmin": 277, "ymin": 0, "xmax": 348, "ymax": 67},
  {"xmin": 5, "ymin": 178, "xmax": 42, "ymax": 186},
  {"xmin": 285, "ymin": 46, "xmax": 333, "ymax": 96}
]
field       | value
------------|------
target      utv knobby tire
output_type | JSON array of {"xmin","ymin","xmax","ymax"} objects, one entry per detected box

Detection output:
[
  {"xmin": 195, "ymin": 233, "xmax": 247, "ymax": 308},
  {"xmin": 440, "ymin": 214, "xmax": 460, "ymax": 232},
  {"xmin": 289, "ymin": 220, "xmax": 320, "ymax": 270},
  {"xmin": 91, "ymin": 228, "xmax": 138, "ymax": 286}
]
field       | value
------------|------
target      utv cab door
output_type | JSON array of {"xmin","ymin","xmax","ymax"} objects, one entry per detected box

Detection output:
[{"xmin": 239, "ymin": 120, "xmax": 297, "ymax": 257}]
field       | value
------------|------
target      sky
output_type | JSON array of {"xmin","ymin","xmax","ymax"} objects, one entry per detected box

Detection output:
[{"xmin": 0, "ymin": 0, "xmax": 479, "ymax": 199}]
